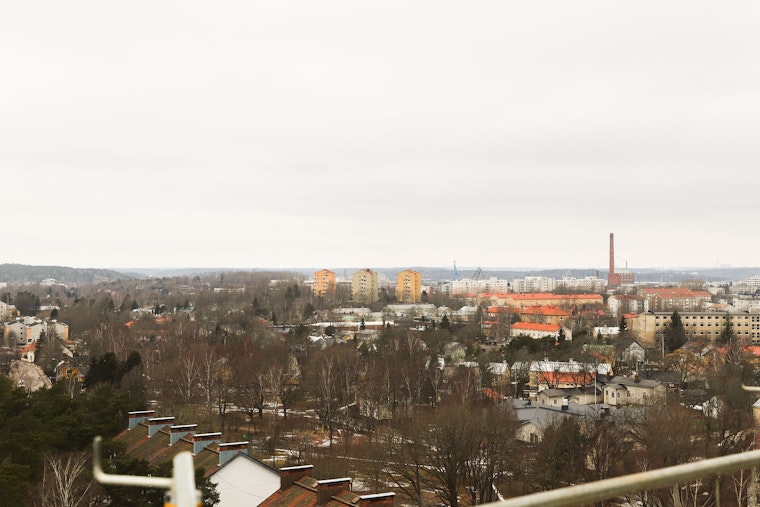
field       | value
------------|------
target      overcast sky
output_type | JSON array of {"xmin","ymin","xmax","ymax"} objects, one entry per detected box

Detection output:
[{"xmin": 2, "ymin": 1, "xmax": 760, "ymax": 271}]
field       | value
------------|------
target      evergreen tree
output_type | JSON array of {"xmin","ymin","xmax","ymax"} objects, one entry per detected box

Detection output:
[
  {"xmin": 664, "ymin": 310, "xmax": 687, "ymax": 352},
  {"xmin": 719, "ymin": 315, "xmax": 736, "ymax": 344}
]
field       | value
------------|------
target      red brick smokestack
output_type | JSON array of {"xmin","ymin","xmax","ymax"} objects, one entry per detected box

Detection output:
[
  {"xmin": 610, "ymin": 233, "xmax": 615, "ymax": 274},
  {"xmin": 608, "ymin": 233, "xmax": 619, "ymax": 287}
]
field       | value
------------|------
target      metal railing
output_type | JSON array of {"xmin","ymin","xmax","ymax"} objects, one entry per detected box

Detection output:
[
  {"xmin": 485, "ymin": 447, "xmax": 760, "ymax": 507},
  {"xmin": 92, "ymin": 436, "xmax": 202, "ymax": 507}
]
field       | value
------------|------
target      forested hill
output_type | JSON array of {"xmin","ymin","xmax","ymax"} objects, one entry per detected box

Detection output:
[{"xmin": 0, "ymin": 263, "xmax": 131, "ymax": 285}]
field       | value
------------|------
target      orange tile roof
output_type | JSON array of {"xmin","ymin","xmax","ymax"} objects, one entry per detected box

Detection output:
[
  {"xmin": 512, "ymin": 322, "xmax": 560, "ymax": 332},
  {"xmin": 486, "ymin": 306, "xmax": 514, "ymax": 314}
]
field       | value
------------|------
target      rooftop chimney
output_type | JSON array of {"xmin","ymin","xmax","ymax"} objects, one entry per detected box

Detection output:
[
  {"xmin": 317, "ymin": 478, "xmax": 351, "ymax": 506},
  {"xmin": 218, "ymin": 441, "xmax": 248, "ymax": 466},
  {"xmin": 359, "ymin": 493, "xmax": 396, "ymax": 507},
  {"xmin": 279, "ymin": 465, "xmax": 313, "ymax": 491},
  {"xmin": 193, "ymin": 432, "xmax": 222, "ymax": 455},
  {"xmin": 169, "ymin": 424, "xmax": 197, "ymax": 446},
  {"xmin": 147, "ymin": 416, "xmax": 174, "ymax": 437},
  {"xmin": 128, "ymin": 410, "xmax": 155, "ymax": 430}
]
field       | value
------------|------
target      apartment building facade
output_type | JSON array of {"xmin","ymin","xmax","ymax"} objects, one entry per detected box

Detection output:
[
  {"xmin": 638, "ymin": 287, "xmax": 712, "ymax": 312},
  {"xmin": 630, "ymin": 311, "xmax": 760, "ymax": 347},
  {"xmin": 313, "ymin": 269, "xmax": 336, "ymax": 298},
  {"xmin": 351, "ymin": 269, "xmax": 379, "ymax": 305},
  {"xmin": 482, "ymin": 292, "xmax": 604, "ymax": 309},
  {"xmin": 396, "ymin": 269, "xmax": 421, "ymax": 304}
]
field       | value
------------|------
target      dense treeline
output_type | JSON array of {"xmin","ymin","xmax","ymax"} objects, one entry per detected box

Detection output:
[{"xmin": 0, "ymin": 377, "xmax": 142, "ymax": 505}]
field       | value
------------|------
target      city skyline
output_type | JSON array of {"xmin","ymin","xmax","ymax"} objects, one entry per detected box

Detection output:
[{"xmin": 3, "ymin": 1, "xmax": 760, "ymax": 270}]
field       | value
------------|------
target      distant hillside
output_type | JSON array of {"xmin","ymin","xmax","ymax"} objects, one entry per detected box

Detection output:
[{"xmin": 0, "ymin": 264, "xmax": 132, "ymax": 285}]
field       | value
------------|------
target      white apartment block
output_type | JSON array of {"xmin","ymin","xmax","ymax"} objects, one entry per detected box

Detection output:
[
  {"xmin": 479, "ymin": 277, "xmax": 511, "ymax": 293},
  {"xmin": 450, "ymin": 278, "xmax": 482, "ymax": 295},
  {"xmin": 511, "ymin": 276, "xmax": 556, "ymax": 293},
  {"xmin": 556, "ymin": 276, "xmax": 606, "ymax": 293}
]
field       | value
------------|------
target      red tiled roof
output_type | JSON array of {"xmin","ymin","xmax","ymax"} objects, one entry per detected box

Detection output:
[{"xmin": 512, "ymin": 322, "xmax": 560, "ymax": 332}]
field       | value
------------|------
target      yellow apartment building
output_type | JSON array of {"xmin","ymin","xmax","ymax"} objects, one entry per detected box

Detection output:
[
  {"xmin": 396, "ymin": 269, "xmax": 422, "ymax": 303},
  {"xmin": 352, "ymin": 269, "xmax": 379, "ymax": 305},
  {"xmin": 629, "ymin": 311, "xmax": 760, "ymax": 348}
]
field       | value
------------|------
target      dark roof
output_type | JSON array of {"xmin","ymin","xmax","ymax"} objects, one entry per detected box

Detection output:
[{"xmin": 601, "ymin": 375, "xmax": 663, "ymax": 389}]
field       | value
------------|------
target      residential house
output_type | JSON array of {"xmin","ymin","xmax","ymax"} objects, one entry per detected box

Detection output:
[
  {"xmin": 536, "ymin": 386, "xmax": 601, "ymax": 407},
  {"xmin": 115, "ymin": 411, "xmax": 280, "ymax": 507},
  {"xmin": 601, "ymin": 375, "xmax": 666, "ymax": 407},
  {"xmin": 510, "ymin": 322, "xmax": 572, "ymax": 342},
  {"xmin": 512, "ymin": 359, "xmax": 612, "ymax": 394},
  {"xmin": 618, "ymin": 340, "xmax": 646, "ymax": 366},
  {"xmin": 510, "ymin": 398, "xmax": 608, "ymax": 443}
]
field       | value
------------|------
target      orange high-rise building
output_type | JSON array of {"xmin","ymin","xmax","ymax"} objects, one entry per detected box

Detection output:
[
  {"xmin": 313, "ymin": 269, "xmax": 336, "ymax": 298},
  {"xmin": 397, "ymin": 269, "xmax": 422, "ymax": 303}
]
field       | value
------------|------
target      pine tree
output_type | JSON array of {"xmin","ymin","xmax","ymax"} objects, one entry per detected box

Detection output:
[{"xmin": 664, "ymin": 310, "xmax": 687, "ymax": 351}]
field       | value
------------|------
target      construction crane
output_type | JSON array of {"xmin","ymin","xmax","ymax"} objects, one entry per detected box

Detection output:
[
  {"xmin": 453, "ymin": 260, "xmax": 460, "ymax": 281},
  {"xmin": 471, "ymin": 267, "xmax": 484, "ymax": 280}
]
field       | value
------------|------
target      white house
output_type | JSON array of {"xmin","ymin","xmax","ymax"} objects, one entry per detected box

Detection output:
[{"xmin": 601, "ymin": 375, "xmax": 666, "ymax": 407}]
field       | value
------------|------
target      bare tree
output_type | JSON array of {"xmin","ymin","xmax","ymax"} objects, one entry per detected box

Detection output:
[
  {"xmin": 464, "ymin": 404, "xmax": 518, "ymax": 504},
  {"xmin": 36, "ymin": 452, "xmax": 93, "ymax": 507},
  {"xmin": 382, "ymin": 419, "xmax": 428, "ymax": 506},
  {"xmin": 175, "ymin": 353, "xmax": 198, "ymax": 405},
  {"xmin": 423, "ymin": 404, "xmax": 478, "ymax": 507},
  {"xmin": 266, "ymin": 357, "xmax": 299, "ymax": 420}
]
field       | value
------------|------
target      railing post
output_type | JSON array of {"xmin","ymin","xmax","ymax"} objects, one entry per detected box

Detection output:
[{"xmin": 92, "ymin": 436, "xmax": 201, "ymax": 507}]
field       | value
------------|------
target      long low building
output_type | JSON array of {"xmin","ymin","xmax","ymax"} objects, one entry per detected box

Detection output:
[
  {"xmin": 628, "ymin": 311, "xmax": 760, "ymax": 347},
  {"xmin": 510, "ymin": 322, "xmax": 573, "ymax": 341},
  {"xmin": 481, "ymin": 292, "xmax": 604, "ymax": 309}
]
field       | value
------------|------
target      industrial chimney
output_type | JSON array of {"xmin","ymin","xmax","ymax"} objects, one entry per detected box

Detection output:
[{"xmin": 608, "ymin": 233, "xmax": 620, "ymax": 287}]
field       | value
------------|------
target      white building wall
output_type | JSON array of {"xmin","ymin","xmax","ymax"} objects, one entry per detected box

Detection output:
[{"xmin": 210, "ymin": 455, "xmax": 280, "ymax": 507}]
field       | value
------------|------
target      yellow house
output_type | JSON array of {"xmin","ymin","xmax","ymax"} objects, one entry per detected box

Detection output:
[{"xmin": 396, "ymin": 269, "xmax": 421, "ymax": 303}]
